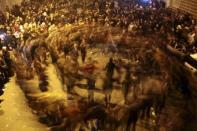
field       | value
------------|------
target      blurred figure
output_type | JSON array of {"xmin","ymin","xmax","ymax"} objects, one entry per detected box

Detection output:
[
  {"xmin": 122, "ymin": 65, "xmax": 131, "ymax": 104},
  {"xmin": 87, "ymin": 74, "xmax": 96, "ymax": 103},
  {"xmin": 105, "ymin": 57, "xmax": 115, "ymax": 80},
  {"xmin": 80, "ymin": 39, "xmax": 87, "ymax": 63},
  {"xmin": 103, "ymin": 76, "xmax": 113, "ymax": 107}
]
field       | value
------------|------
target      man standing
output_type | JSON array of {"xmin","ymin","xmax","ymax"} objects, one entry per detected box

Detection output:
[
  {"xmin": 87, "ymin": 74, "xmax": 96, "ymax": 103},
  {"xmin": 105, "ymin": 57, "xmax": 115, "ymax": 80},
  {"xmin": 103, "ymin": 76, "xmax": 113, "ymax": 107},
  {"xmin": 80, "ymin": 39, "xmax": 87, "ymax": 63},
  {"xmin": 122, "ymin": 65, "xmax": 131, "ymax": 104},
  {"xmin": 84, "ymin": 57, "xmax": 96, "ymax": 103},
  {"xmin": 103, "ymin": 57, "xmax": 116, "ymax": 107}
]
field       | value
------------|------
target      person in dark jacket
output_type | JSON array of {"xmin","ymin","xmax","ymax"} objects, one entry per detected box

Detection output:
[
  {"xmin": 105, "ymin": 57, "xmax": 116, "ymax": 80},
  {"xmin": 122, "ymin": 65, "xmax": 131, "ymax": 104},
  {"xmin": 80, "ymin": 39, "xmax": 87, "ymax": 63},
  {"xmin": 87, "ymin": 74, "xmax": 96, "ymax": 103}
]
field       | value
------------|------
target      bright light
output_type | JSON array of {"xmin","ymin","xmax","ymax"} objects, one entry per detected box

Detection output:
[
  {"xmin": 0, "ymin": 33, "xmax": 6, "ymax": 40},
  {"xmin": 141, "ymin": 0, "xmax": 149, "ymax": 3}
]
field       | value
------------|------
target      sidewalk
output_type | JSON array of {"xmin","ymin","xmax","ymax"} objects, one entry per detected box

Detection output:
[{"xmin": 0, "ymin": 76, "xmax": 47, "ymax": 131}]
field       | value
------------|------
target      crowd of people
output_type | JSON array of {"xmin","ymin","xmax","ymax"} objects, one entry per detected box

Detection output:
[
  {"xmin": 0, "ymin": 0, "xmax": 196, "ymax": 51},
  {"xmin": 0, "ymin": 0, "xmax": 196, "ymax": 130},
  {"xmin": 0, "ymin": 46, "xmax": 13, "ymax": 102}
]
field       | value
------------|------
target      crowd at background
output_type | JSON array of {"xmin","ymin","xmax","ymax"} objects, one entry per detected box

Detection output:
[
  {"xmin": 0, "ymin": 0, "xmax": 196, "ymax": 130},
  {"xmin": 0, "ymin": 2, "xmax": 195, "ymax": 71},
  {"xmin": 0, "ymin": 0, "xmax": 196, "ymax": 104},
  {"xmin": 0, "ymin": 46, "xmax": 13, "ymax": 100},
  {"xmin": 0, "ymin": 0, "xmax": 196, "ymax": 51},
  {"xmin": 0, "ymin": 0, "xmax": 196, "ymax": 105}
]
